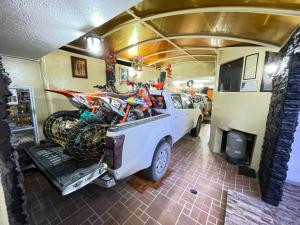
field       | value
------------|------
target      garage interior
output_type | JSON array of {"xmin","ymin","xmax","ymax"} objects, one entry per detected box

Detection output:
[{"xmin": 0, "ymin": 1, "xmax": 300, "ymax": 225}]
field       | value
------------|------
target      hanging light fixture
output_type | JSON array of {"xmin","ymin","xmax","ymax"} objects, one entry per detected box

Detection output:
[{"xmin": 85, "ymin": 34, "xmax": 104, "ymax": 54}]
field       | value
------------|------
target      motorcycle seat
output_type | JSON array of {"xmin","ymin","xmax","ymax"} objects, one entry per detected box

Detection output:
[{"xmin": 107, "ymin": 92, "xmax": 138, "ymax": 100}]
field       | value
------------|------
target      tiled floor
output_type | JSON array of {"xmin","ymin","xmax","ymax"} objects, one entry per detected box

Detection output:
[{"xmin": 24, "ymin": 125, "xmax": 260, "ymax": 225}]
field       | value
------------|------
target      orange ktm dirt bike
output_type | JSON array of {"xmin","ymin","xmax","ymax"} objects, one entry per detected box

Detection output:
[
  {"xmin": 64, "ymin": 81, "xmax": 163, "ymax": 159},
  {"xmin": 93, "ymin": 80, "xmax": 163, "ymax": 124},
  {"xmin": 43, "ymin": 84, "xmax": 117, "ymax": 142}
]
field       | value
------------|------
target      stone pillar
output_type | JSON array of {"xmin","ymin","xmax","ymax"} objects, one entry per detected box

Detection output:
[
  {"xmin": 0, "ymin": 57, "xmax": 27, "ymax": 224},
  {"xmin": 259, "ymin": 28, "xmax": 300, "ymax": 206}
]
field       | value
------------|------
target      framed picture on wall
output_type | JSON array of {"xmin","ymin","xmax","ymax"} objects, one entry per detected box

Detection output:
[
  {"xmin": 243, "ymin": 53, "xmax": 259, "ymax": 80},
  {"xmin": 8, "ymin": 88, "xmax": 18, "ymax": 105},
  {"xmin": 120, "ymin": 67, "xmax": 129, "ymax": 83},
  {"xmin": 260, "ymin": 52, "xmax": 281, "ymax": 92},
  {"xmin": 71, "ymin": 56, "xmax": 88, "ymax": 78}
]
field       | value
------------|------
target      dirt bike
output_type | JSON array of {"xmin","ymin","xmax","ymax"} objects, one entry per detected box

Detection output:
[
  {"xmin": 65, "ymin": 81, "xmax": 163, "ymax": 160},
  {"xmin": 43, "ymin": 81, "xmax": 162, "ymax": 151},
  {"xmin": 94, "ymin": 81, "xmax": 162, "ymax": 124},
  {"xmin": 43, "ymin": 84, "xmax": 117, "ymax": 142}
]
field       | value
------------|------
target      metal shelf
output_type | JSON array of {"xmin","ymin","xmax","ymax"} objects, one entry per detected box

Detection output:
[
  {"xmin": 8, "ymin": 86, "xmax": 40, "ymax": 145},
  {"xmin": 11, "ymin": 126, "xmax": 34, "ymax": 132}
]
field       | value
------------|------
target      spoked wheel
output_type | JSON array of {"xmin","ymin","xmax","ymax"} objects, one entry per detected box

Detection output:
[
  {"xmin": 43, "ymin": 110, "xmax": 79, "ymax": 145},
  {"xmin": 65, "ymin": 118, "xmax": 109, "ymax": 160}
]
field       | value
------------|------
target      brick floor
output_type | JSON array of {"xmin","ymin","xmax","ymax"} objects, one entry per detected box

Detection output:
[{"xmin": 24, "ymin": 125, "xmax": 260, "ymax": 225}]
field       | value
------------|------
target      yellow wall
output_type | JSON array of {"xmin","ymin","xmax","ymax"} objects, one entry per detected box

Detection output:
[
  {"xmin": 2, "ymin": 56, "xmax": 50, "ymax": 137},
  {"xmin": 41, "ymin": 50, "xmax": 160, "ymax": 113},
  {"xmin": 2, "ymin": 50, "xmax": 160, "ymax": 140},
  {"xmin": 209, "ymin": 47, "xmax": 273, "ymax": 171},
  {"xmin": 41, "ymin": 50, "xmax": 107, "ymax": 113},
  {"xmin": 115, "ymin": 64, "xmax": 160, "ymax": 93},
  {"xmin": 172, "ymin": 61, "xmax": 215, "ymax": 80}
]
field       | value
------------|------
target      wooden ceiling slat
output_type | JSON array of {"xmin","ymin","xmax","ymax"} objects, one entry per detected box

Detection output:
[
  {"xmin": 150, "ymin": 12, "xmax": 300, "ymax": 46},
  {"xmin": 66, "ymin": 0, "xmax": 300, "ymax": 63},
  {"xmin": 132, "ymin": 0, "xmax": 300, "ymax": 17}
]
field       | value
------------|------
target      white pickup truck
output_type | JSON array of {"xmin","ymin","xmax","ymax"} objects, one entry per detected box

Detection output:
[{"xmin": 26, "ymin": 91, "xmax": 203, "ymax": 195}]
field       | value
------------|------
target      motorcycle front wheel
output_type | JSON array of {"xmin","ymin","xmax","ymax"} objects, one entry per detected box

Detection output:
[{"xmin": 43, "ymin": 110, "xmax": 79, "ymax": 144}]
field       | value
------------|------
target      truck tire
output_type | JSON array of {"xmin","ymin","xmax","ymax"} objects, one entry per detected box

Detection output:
[
  {"xmin": 144, "ymin": 141, "xmax": 171, "ymax": 181},
  {"xmin": 191, "ymin": 116, "xmax": 202, "ymax": 137},
  {"xmin": 43, "ymin": 110, "xmax": 79, "ymax": 141}
]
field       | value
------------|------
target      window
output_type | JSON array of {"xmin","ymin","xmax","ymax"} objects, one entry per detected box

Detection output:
[
  {"xmin": 171, "ymin": 94, "xmax": 183, "ymax": 109},
  {"xmin": 218, "ymin": 57, "xmax": 243, "ymax": 92},
  {"xmin": 181, "ymin": 94, "xmax": 194, "ymax": 109},
  {"xmin": 151, "ymin": 95, "xmax": 166, "ymax": 109}
]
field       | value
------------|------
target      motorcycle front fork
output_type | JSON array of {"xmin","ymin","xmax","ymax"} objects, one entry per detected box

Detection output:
[{"xmin": 120, "ymin": 104, "xmax": 130, "ymax": 124}]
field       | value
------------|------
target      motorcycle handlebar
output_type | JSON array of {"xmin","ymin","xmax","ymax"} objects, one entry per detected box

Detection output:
[{"xmin": 93, "ymin": 85, "xmax": 108, "ymax": 90}]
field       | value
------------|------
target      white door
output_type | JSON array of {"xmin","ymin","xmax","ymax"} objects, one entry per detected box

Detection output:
[
  {"xmin": 180, "ymin": 94, "xmax": 195, "ymax": 133},
  {"xmin": 170, "ymin": 94, "xmax": 187, "ymax": 142}
]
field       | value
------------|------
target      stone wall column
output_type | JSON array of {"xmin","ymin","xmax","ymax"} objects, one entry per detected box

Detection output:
[
  {"xmin": 259, "ymin": 44, "xmax": 300, "ymax": 206},
  {"xmin": 0, "ymin": 57, "xmax": 27, "ymax": 224}
]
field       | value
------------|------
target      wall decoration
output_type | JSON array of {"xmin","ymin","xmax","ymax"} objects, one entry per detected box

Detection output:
[
  {"xmin": 165, "ymin": 64, "xmax": 172, "ymax": 79},
  {"xmin": 260, "ymin": 52, "xmax": 281, "ymax": 92},
  {"xmin": 243, "ymin": 53, "xmax": 258, "ymax": 80},
  {"xmin": 240, "ymin": 81, "xmax": 257, "ymax": 92},
  {"xmin": 187, "ymin": 80, "xmax": 194, "ymax": 87},
  {"xmin": 132, "ymin": 56, "xmax": 144, "ymax": 72},
  {"xmin": 8, "ymin": 88, "xmax": 18, "ymax": 105},
  {"xmin": 120, "ymin": 67, "xmax": 129, "ymax": 83},
  {"xmin": 104, "ymin": 47, "xmax": 117, "ymax": 84},
  {"xmin": 71, "ymin": 56, "xmax": 88, "ymax": 78}
]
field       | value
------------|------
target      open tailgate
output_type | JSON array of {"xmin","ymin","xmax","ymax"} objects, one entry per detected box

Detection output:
[{"xmin": 25, "ymin": 144, "xmax": 106, "ymax": 195}]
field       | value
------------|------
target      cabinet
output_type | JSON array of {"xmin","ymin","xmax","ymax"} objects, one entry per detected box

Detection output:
[{"xmin": 8, "ymin": 86, "xmax": 39, "ymax": 147}]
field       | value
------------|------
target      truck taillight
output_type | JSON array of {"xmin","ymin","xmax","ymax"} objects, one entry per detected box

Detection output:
[{"xmin": 105, "ymin": 135, "xmax": 125, "ymax": 170}]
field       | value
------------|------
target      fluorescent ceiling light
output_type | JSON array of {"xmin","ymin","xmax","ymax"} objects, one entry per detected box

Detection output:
[{"xmin": 86, "ymin": 35, "xmax": 103, "ymax": 54}]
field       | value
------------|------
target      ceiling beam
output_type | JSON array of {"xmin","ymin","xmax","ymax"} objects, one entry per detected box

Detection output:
[
  {"xmin": 116, "ymin": 34, "xmax": 279, "ymax": 54},
  {"xmin": 142, "ymin": 6, "xmax": 300, "ymax": 21},
  {"xmin": 167, "ymin": 34, "xmax": 279, "ymax": 49},
  {"xmin": 126, "ymin": 9, "xmax": 198, "ymax": 61},
  {"xmin": 171, "ymin": 60, "xmax": 216, "ymax": 66},
  {"xmin": 101, "ymin": 18, "xmax": 137, "ymax": 38},
  {"xmin": 116, "ymin": 37, "xmax": 162, "ymax": 54},
  {"xmin": 144, "ymin": 47, "xmax": 217, "ymax": 58},
  {"xmin": 148, "ymin": 55, "xmax": 216, "ymax": 66},
  {"xmin": 100, "ymin": 6, "xmax": 300, "ymax": 38}
]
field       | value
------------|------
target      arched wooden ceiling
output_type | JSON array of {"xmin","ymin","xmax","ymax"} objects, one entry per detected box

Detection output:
[{"xmin": 66, "ymin": 0, "xmax": 300, "ymax": 66}]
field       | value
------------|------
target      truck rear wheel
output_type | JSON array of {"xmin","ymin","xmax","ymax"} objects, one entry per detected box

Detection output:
[
  {"xmin": 144, "ymin": 141, "xmax": 171, "ymax": 181},
  {"xmin": 191, "ymin": 116, "xmax": 202, "ymax": 137}
]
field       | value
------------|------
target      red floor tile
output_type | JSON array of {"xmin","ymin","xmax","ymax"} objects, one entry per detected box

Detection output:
[{"xmin": 24, "ymin": 125, "xmax": 260, "ymax": 225}]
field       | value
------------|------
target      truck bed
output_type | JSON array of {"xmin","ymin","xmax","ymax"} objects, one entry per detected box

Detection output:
[
  {"xmin": 26, "ymin": 113, "xmax": 171, "ymax": 194},
  {"xmin": 25, "ymin": 144, "xmax": 107, "ymax": 195}
]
